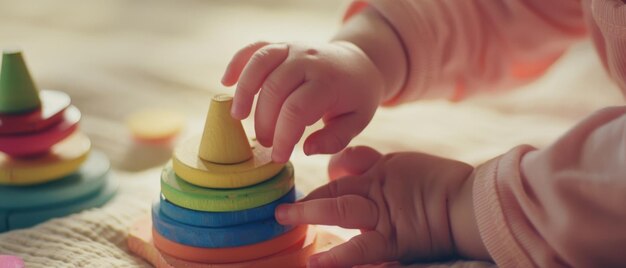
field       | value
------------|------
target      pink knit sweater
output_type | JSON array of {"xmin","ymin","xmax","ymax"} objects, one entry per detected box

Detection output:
[{"xmin": 348, "ymin": 0, "xmax": 626, "ymax": 267}]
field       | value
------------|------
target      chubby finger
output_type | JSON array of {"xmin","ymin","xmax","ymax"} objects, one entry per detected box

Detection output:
[
  {"xmin": 232, "ymin": 43, "xmax": 289, "ymax": 119},
  {"xmin": 275, "ymin": 195, "xmax": 378, "ymax": 229},
  {"xmin": 328, "ymin": 146, "xmax": 382, "ymax": 180},
  {"xmin": 303, "ymin": 112, "xmax": 369, "ymax": 156},
  {"xmin": 254, "ymin": 62, "xmax": 305, "ymax": 147},
  {"xmin": 271, "ymin": 81, "xmax": 334, "ymax": 163},
  {"xmin": 222, "ymin": 41, "xmax": 270, "ymax": 86},
  {"xmin": 308, "ymin": 231, "xmax": 391, "ymax": 268},
  {"xmin": 302, "ymin": 175, "xmax": 371, "ymax": 201}
]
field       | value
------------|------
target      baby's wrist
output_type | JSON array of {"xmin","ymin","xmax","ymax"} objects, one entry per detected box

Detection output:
[
  {"xmin": 330, "ymin": 40, "xmax": 387, "ymax": 104},
  {"xmin": 448, "ymin": 171, "xmax": 491, "ymax": 261}
]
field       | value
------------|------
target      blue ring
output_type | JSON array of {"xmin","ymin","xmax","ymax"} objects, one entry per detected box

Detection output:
[
  {"xmin": 160, "ymin": 187, "xmax": 295, "ymax": 227},
  {"xmin": 3, "ymin": 176, "xmax": 118, "ymax": 232},
  {"xmin": 152, "ymin": 199, "xmax": 294, "ymax": 248}
]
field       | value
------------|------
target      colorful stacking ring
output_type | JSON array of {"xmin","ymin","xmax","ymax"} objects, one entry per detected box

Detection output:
[
  {"xmin": 160, "ymin": 162, "xmax": 294, "ymax": 212},
  {"xmin": 153, "ymin": 224, "xmax": 308, "ymax": 263},
  {"xmin": 1, "ymin": 176, "xmax": 118, "ymax": 232},
  {"xmin": 160, "ymin": 226, "xmax": 317, "ymax": 268},
  {"xmin": 0, "ymin": 90, "xmax": 70, "ymax": 135},
  {"xmin": 172, "ymin": 136, "xmax": 285, "ymax": 189},
  {"xmin": 0, "ymin": 105, "xmax": 80, "ymax": 157},
  {"xmin": 0, "ymin": 132, "xmax": 90, "ymax": 185},
  {"xmin": 0, "ymin": 150, "xmax": 110, "ymax": 210},
  {"xmin": 159, "ymin": 188, "xmax": 295, "ymax": 228},
  {"xmin": 127, "ymin": 216, "xmax": 318, "ymax": 268},
  {"xmin": 151, "ymin": 200, "xmax": 294, "ymax": 248}
]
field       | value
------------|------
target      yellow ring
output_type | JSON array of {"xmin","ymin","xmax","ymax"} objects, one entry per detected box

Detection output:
[
  {"xmin": 172, "ymin": 136, "xmax": 285, "ymax": 189},
  {"xmin": 0, "ymin": 132, "xmax": 90, "ymax": 185}
]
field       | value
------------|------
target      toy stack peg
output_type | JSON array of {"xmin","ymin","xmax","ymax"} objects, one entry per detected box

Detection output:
[
  {"xmin": 128, "ymin": 94, "xmax": 318, "ymax": 267},
  {"xmin": 0, "ymin": 50, "xmax": 117, "ymax": 232}
]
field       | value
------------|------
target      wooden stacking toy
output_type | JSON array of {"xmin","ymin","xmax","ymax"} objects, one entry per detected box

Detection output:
[
  {"xmin": 129, "ymin": 94, "xmax": 319, "ymax": 267},
  {"xmin": 0, "ymin": 50, "xmax": 117, "ymax": 232}
]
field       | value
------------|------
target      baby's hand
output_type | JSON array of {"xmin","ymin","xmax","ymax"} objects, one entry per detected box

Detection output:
[
  {"xmin": 222, "ymin": 42, "xmax": 385, "ymax": 163},
  {"xmin": 275, "ymin": 146, "xmax": 483, "ymax": 267}
]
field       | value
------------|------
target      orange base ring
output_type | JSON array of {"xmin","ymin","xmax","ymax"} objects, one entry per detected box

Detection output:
[
  {"xmin": 127, "ymin": 216, "xmax": 324, "ymax": 268},
  {"xmin": 153, "ymin": 224, "xmax": 308, "ymax": 264}
]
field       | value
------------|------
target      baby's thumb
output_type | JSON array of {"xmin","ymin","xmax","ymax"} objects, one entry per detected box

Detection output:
[
  {"xmin": 303, "ymin": 112, "xmax": 369, "ymax": 156},
  {"xmin": 327, "ymin": 146, "xmax": 382, "ymax": 180}
]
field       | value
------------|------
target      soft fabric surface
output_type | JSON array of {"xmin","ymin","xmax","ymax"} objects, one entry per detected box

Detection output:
[{"xmin": 0, "ymin": 0, "xmax": 620, "ymax": 267}]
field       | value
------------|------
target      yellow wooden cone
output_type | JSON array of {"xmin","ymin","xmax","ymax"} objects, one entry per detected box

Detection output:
[{"xmin": 198, "ymin": 94, "xmax": 252, "ymax": 164}]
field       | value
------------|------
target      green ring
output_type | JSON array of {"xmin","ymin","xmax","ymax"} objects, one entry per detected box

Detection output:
[{"xmin": 161, "ymin": 162, "xmax": 294, "ymax": 212}]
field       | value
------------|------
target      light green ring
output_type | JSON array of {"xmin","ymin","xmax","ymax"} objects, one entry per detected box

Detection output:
[{"xmin": 161, "ymin": 162, "xmax": 294, "ymax": 212}]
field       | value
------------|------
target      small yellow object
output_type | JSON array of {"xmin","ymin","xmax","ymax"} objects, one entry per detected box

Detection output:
[
  {"xmin": 198, "ymin": 94, "xmax": 252, "ymax": 164},
  {"xmin": 0, "ymin": 132, "xmax": 91, "ymax": 185},
  {"xmin": 172, "ymin": 136, "xmax": 285, "ymax": 189},
  {"xmin": 127, "ymin": 109, "xmax": 184, "ymax": 142}
]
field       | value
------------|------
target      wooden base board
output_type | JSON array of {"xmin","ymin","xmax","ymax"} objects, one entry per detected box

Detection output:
[{"xmin": 160, "ymin": 163, "xmax": 294, "ymax": 212}]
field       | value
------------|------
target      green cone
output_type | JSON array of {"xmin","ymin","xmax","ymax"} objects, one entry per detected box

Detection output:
[{"xmin": 0, "ymin": 50, "xmax": 41, "ymax": 114}]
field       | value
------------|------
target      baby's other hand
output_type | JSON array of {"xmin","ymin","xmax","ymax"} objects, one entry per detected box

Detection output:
[
  {"xmin": 275, "ymin": 146, "xmax": 479, "ymax": 267},
  {"xmin": 222, "ymin": 42, "xmax": 384, "ymax": 163}
]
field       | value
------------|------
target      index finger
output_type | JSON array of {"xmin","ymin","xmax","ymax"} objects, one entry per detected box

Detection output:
[
  {"xmin": 221, "ymin": 41, "xmax": 270, "ymax": 86},
  {"xmin": 271, "ymin": 81, "xmax": 335, "ymax": 163},
  {"xmin": 302, "ymin": 175, "xmax": 372, "ymax": 202},
  {"xmin": 275, "ymin": 195, "xmax": 378, "ymax": 229}
]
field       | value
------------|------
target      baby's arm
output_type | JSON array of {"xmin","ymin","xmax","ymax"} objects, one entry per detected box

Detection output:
[
  {"xmin": 356, "ymin": 0, "xmax": 587, "ymax": 103},
  {"xmin": 473, "ymin": 106, "xmax": 626, "ymax": 267},
  {"xmin": 332, "ymin": 7, "xmax": 407, "ymax": 103}
]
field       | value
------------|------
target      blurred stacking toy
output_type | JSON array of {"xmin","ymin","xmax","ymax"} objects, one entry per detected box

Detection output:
[
  {"xmin": 126, "ymin": 108, "xmax": 184, "ymax": 144},
  {"xmin": 0, "ymin": 50, "xmax": 117, "ymax": 232},
  {"xmin": 128, "ymin": 94, "xmax": 319, "ymax": 267}
]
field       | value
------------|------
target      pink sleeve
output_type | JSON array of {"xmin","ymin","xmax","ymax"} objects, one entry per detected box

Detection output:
[
  {"xmin": 346, "ymin": 0, "xmax": 587, "ymax": 104},
  {"xmin": 584, "ymin": 0, "xmax": 626, "ymax": 91},
  {"xmin": 473, "ymin": 106, "xmax": 626, "ymax": 267}
]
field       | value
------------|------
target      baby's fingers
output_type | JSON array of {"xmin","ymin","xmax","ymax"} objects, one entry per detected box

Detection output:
[
  {"xmin": 303, "ymin": 175, "xmax": 371, "ymax": 201},
  {"xmin": 275, "ymin": 195, "xmax": 378, "ymax": 229},
  {"xmin": 303, "ymin": 112, "xmax": 369, "ymax": 157},
  {"xmin": 232, "ymin": 43, "xmax": 289, "ymax": 119},
  {"xmin": 221, "ymin": 41, "xmax": 270, "ymax": 86},
  {"xmin": 271, "ymin": 81, "xmax": 334, "ymax": 163},
  {"xmin": 328, "ymin": 146, "xmax": 382, "ymax": 180},
  {"xmin": 309, "ymin": 231, "xmax": 391, "ymax": 268},
  {"xmin": 254, "ymin": 62, "xmax": 305, "ymax": 147}
]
